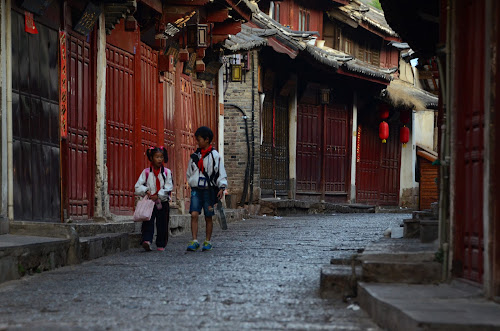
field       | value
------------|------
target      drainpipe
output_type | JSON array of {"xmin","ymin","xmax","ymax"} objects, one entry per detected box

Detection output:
[
  {"xmin": 6, "ymin": 0, "xmax": 12, "ymax": 222},
  {"xmin": 249, "ymin": 51, "xmax": 256, "ymax": 205},
  {"xmin": 437, "ymin": 0, "xmax": 453, "ymax": 281},
  {"xmin": 225, "ymin": 103, "xmax": 251, "ymax": 206},
  {"xmin": 0, "ymin": 0, "xmax": 8, "ymax": 232}
]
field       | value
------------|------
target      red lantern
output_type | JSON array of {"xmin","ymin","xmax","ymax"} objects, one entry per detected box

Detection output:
[
  {"xmin": 379, "ymin": 103, "xmax": 390, "ymax": 120},
  {"xmin": 400, "ymin": 110, "xmax": 411, "ymax": 125},
  {"xmin": 379, "ymin": 121, "xmax": 389, "ymax": 143},
  {"xmin": 400, "ymin": 125, "xmax": 410, "ymax": 147}
]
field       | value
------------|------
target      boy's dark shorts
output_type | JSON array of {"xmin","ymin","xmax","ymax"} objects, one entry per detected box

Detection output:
[{"xmin": 189, "ymin": 188, "xmax": 216, "ymax": 217}]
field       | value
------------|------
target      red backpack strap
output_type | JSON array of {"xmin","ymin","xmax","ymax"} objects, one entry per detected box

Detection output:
[{"xmin": 145, "ymin": 167, "xmax": 151, "ymax": 181}]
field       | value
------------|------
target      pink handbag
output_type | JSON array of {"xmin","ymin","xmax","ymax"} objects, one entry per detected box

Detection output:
[{"xmin": 134, "ymin": 196, "xmax": 155, "ymax": 222}]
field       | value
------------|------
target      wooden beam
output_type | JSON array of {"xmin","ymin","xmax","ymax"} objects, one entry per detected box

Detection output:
[
  {"xmin": 139, "ymin": 0, "xmax": 162, "ymax": 14},
  {"xmin": 212, "ymin": 22, "xmax": 241, "ymax": 35},
  {"xmin": 211, "ymin": 34, "xmax": 229, "ymax": 44},
  {"xmin": 162, "ymin": 6, "xmax": 197, "ymax": 23},
  {"xmin": 225, "ymin": 0, "xmax": 251, "ymax": 21},
  {"xmin": 206, "ymin": 8, "xmax": 229, "ymax": 23},
  {"xmin": 165, "ymin": 0, "xmax": 209, "ymax": 6}
]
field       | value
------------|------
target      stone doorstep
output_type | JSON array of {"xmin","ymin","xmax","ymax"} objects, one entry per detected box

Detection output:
[
  {"xmin": 358, "ymin": 281, "xmax": 500, "ymax": 331},
  {"xmin": 0, "ymin": 235, "xmax": 72, "ymax": 285},
  {"xmin": 361, "ymin": 260, "xmax": 442, "ymax": 284},
  {"xmin": 260, "ymin": 199, "xmax": 376, "ymax": 216},
  {"xmin": 359, "ymin": 238, "xmax": 439, "ymax": 263},
  {"xmin": 79, "ymin": 233, "xmax": 130, "ymax": 261}
]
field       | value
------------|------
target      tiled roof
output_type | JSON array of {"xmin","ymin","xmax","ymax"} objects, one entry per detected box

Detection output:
[{"xmin": 224, "ymin": 4, "xmax": 395, "ymax": 82}]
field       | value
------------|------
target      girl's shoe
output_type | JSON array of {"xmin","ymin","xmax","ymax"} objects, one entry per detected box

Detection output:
[
  {"xmin": 157, "ymin": 247, "xmax": 165, "ymax": 251},
  {"xmin": 202, "ymin": 241, "xmax": 213, "ymax": 251},
  {"xmin": 187, "ymin": 240, "xmax": 200, "ymax": 251},
  {"xmin": 142, "ymin": 241, "xmax": 152, "ymax": 251}
]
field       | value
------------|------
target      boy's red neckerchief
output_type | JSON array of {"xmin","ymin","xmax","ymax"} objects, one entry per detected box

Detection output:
[{"xmin": 198, "ymin": 146, "xmax": 213, "ymax": 173}]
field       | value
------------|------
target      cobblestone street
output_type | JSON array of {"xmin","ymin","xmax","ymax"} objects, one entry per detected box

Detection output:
[{"xmin": 0, "ymin": 213, "xmax": 406, "ymax": 330}]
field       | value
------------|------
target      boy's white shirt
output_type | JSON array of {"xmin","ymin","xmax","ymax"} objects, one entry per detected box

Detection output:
[
  {"xmin": 186, "ymin": 149, "xmax": 228, "ymax": 189},
  {"xmin": 135, "ymin": 167, "xmax": 173, "ymax": 202}
]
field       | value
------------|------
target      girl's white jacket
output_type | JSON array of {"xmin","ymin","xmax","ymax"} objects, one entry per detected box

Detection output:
[
  {"xmin": 186, "ymin": 150, "xmax": 228, "ymax": 189},
  {"xmin": 135, "ymin": 167, "xmax": 173, "ymax": 202}
]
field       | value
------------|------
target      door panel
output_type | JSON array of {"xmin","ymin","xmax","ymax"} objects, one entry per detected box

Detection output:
[
  {"xmin": 106, "ymin": 44, "xmax": 135, "ymax": 213},
  {"xmin": 67, "ymin": 33, "xmax": 95, "ymax": 219},
  {"xmin": 11, "ymin": 11, "xmax": 60, "ymax": 222}
]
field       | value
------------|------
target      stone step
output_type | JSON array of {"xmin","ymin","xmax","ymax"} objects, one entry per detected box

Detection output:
[
  {"xmin": 79, "ymin": 233, "xmax": 130, "ymax": 261},
  {"xmin": 330, "ymin": 251, "xmax": 361, "ymax": 266},
  {"xmin": 411, "ymin": 210, "xmax": 436, "ymax": 221},
  {"xmin": 358, "ymin": 281, "xmax": 500, "ymax": 331},
  {"xmin": 420, "ymin": 219, "xmax": 438, "ymax": 243},
  {"xmin": 403, "ymin": 219, "xmax": 420, "ymax": 238},
  {"xmin": 0, "ymin": 234, "xmax": 73, "ymax": 284},
  {"xmin": 361, "ymin": 260, "xmax": 441, "ymax": 284},
  {"xmin": 320, "ymin": 264, "xmax": 362, "ymax": 299}
]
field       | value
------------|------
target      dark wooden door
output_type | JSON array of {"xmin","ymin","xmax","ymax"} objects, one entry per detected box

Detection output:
[
  {"xmin": 106, "ymin": 44, "xmax": 135, "ymax": 214},
  {"xmin": 66, "ymin": 32, "xmax": 96, "ymax": 220},
  {"xmin": 11, "ymin": 11, "xmax": 60, "ymax": 222},
  {"xmin": 453, "ymin": 0, "xmax": 485, "ymax": 283},
  {"xmin": 356, "ymin": 112, "xmax": 401, "ymax": 206},
  {"xmin": 260, "ymin": 94, "xmax": 289, "ymax": 196}
]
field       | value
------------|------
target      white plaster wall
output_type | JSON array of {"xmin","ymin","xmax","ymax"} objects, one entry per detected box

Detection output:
[
  {"xmin": 399, "ymin": 110, "xmax": 435, "ymax": 207},
  {"xmin": 350, "ymin": 92, "xmax": 358, "ymax": 202},
  {"xmin": 414, "ymin": 110, "xmax": 435, "ymax": 150}
]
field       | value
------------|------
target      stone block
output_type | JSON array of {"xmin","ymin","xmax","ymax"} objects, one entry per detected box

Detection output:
[
  {"xmin": 320, "ymin": 264, "xmax": 361, "ymax": 299},
  {"xmin": 403, "ymin": 219, "xmax": 420, "ymax": 238},
  {"xmin": 420, "ymin": 220, "xmax": 438, "ymax": 243},
  {"xmin": 0, "ymin": 256, "xmax": 20, "ymax": 283}
]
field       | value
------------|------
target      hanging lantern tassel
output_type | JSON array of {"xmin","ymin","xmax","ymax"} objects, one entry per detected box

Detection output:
[
  {"xmin": 379, "ymin": 121, "xmax": 389, "ymax": 143},
  {"xmin": 400, "ymin": 125, "xmax": 410, "ymax": 147}
]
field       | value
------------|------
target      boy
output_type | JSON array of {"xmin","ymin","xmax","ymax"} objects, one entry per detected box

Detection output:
[{"xmin": 186, "ymin": 126, "xmax": 227, "ymax": 251}]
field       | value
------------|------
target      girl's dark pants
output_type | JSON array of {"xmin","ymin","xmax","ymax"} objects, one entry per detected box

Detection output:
[{"xmin": 141, "ymin": 202, "xmax": 170, "ymax": 248}]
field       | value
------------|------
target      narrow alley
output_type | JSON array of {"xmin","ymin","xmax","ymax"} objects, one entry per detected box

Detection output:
[{"xmin": 0, "ymin": 213, "xmax": 406, "ymax": 330}]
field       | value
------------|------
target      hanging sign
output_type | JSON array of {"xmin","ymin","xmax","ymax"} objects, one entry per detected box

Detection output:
[
  {"xmin": 197, "ymin": 61, "xmax": 222, "ymax": 81},
  {"xmin": 59, "ymin": 30, "xmax": 68, "ymax": 139},
  {"xmin": 74, "ymin": 2, "xmax": 101, "ymax": 36},
  {"xmin": 183, "ymin": 53, "xmax": 197, "ymax": 75},
  {"xmin": 25, "ymin": 11, "xmax": 38, "ymax": 34},
  {"xmin": 21, "ymin": 0, "xmax": 54, "ymax": 16}
]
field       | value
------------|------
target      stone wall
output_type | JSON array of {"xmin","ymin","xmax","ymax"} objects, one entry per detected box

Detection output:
[{"xmin": 223, "ymin": 51, "xmax": 261, "ymax": 208}]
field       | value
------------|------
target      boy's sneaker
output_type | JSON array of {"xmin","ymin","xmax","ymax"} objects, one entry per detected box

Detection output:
[
  {"xmin": 202, "ymin": 241, "xmax": 213, "ymax": 251},
  {"xmin": 157, "ymin": 247, "xmax": 165, "ymax": 252},
  {"xmin": 187, "ymin": 240, "xmax": 200, "ymax": 251},
  {"xmin": 142, "ymin": 241, "xmax": 152, "ymax": 252}
]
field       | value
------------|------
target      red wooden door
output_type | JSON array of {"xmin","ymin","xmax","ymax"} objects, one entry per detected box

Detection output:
[
  {"xmin": 193, "ymin": 79, "xmax": 218, "ymax": 146},
  {"xmin": 67, "ymin": 32, "xmax": 96, "ymax": 220},
  {"xmin": 297, "ymin": 103, "xmax": 350, "ymax": 195},
  {"xmin": 179, "ymin": 75, "xmax": 197, "ymax": 206},
  {"xmin": 140, "ymin": 43, "xmax": 159, "ymax": 168},
  {"xmin": 453, "ymin": 0, "xmax": 485, "ymax": 283},
  {"xmin": 356, "ymin": 112, "xmax": 401, "ymax": 205},
  {"xmin": 297, "ymin": 104, "xmax": 322, "ymax": 192},
  {"xmin": 163, "ymin": 71, "xmax": 176, "ymax": 198},
  {"xmin": 106, "ymin": 44, "xmax": 135, "ymax": 214},
  {"xmin": 324, "ymin": 105, "xmax": 350, "ymax": 193}
]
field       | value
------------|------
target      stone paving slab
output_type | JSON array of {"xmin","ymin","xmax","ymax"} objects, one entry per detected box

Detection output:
[
  {"xmin": 359, "ymin": 281, "xmax": 500, "ymax": 331},
  {"xmin": 0, "ymin": 213, "xmax": 406, "ymax": 330}
]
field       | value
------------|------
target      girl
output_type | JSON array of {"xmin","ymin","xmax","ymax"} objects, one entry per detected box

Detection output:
[{"xmin": 135, "ymin": 146, "xmax": 173, "ymax": 252}]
